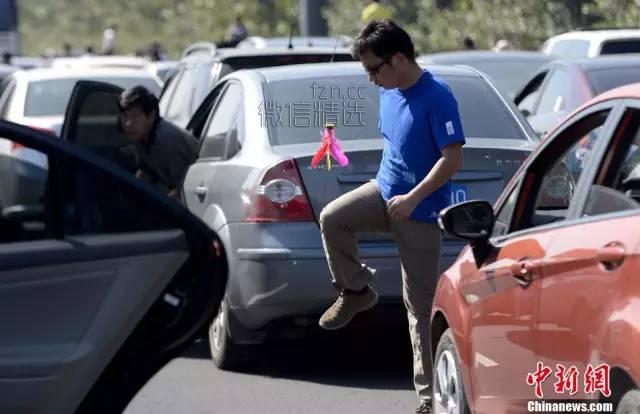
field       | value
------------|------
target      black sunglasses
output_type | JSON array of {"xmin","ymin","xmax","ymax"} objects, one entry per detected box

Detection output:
[{"xmin": 364, "ymin": 56, "xmax": 392, "ymax": 76}]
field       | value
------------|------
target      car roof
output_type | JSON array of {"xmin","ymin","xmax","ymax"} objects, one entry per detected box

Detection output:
[
  {"xmin": 548, "ymin": 54, "xmax": 640, "ymax": 71},
  {"xmin": 239, "ymin": 36, "xmax": 351, "ymax": 48},
  {"xmin": 547, "ymin": 29, "xmax": 640, "ymax": 42},
  {"xmin": 50, "ymin": 55, "xmax": 150, "ymax": 69},
  {"xmin": 180, "ymin": 45, "xmax": 353, "ymax": 62},
  {"xmin": 419, "ymin": 50, "xmax": 553, "ymax": 63},
  {"xmin": 233, "ymin": 61, "xmax": 482, "ymax": 83},
  {"xmin": 216, "ymin": 46, "xmax": 352, "ymax": 58},
  {"xmin": 11, "ymin": 67, "xmax": 159, "ymax": 82}
]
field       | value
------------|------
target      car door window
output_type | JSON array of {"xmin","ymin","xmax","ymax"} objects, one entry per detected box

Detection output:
[
  {"xmin": 493, "ymin": 180, "xmax": 521, "ymax": 237},
  {"xmin": 166, "ymin": 67, "xmax": 196, "ymax": 126},
  {"xmin": 0, "ymin": 144, "xmax": 49, "ymax": 243},
  {"xmin": 0, "ymin": 80, "xmax": 16, "ymax": 118},
  {"xmin": 517, "ymin": 72, "xmax": 547, "ymax": 117},
  {"xmin": 536, "ymin": 69, "xmax": 570, "ymax": 115},
  {"xmin": 198, "ymin": 82, "xmax": 242, "ymax": 160},
  {"xmin": 583, "ymin": 108, "xmax": 640, "ymax": 216},
  {"xmin": 158, "ymin": 69, "xmax": 182, "ymax": 116},
  {"xmin": 513, "ymin": 109, "xmax": 610, "ymax": 232}
]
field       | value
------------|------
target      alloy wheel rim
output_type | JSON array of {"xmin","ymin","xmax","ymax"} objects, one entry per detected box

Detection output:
[
  {"xmin": 212, "ymin": 302, "xmax": 226, "ymax": 351},
  {"xmin": 434, "ymin": 349, "xmax": 461, "ymax": 414}
]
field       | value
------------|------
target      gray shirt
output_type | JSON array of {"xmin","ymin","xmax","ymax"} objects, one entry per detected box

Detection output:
[{"xmin": 137, "ymin": 117, "xmax": 198, "ymax": 192}]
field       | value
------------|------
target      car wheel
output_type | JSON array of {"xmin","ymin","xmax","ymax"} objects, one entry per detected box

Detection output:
[
  {"xmin": 616, "ymin": 389, "xmax": 640, "ymax": 414},
  {"xmin": 433, "ymin": 328, "xmax": 470, "ymax": 414},
  {"xmin": 208, "ymin": 299, "xmax": 256, "ymax": 371}
]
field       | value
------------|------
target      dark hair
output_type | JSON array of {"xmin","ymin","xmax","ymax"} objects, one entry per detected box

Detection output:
[
  {"xmin": 118, "ymin": 86, "xmax": 159, "ymax": 116},
  {"xmin": 351, "ymin": 19, "xmax": 416, "ymax": 62}
]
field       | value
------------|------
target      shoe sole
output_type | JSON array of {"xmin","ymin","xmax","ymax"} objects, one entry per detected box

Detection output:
[{"xmin": 319, "ymin": 292, "xmax": 379, "ymax": 331}]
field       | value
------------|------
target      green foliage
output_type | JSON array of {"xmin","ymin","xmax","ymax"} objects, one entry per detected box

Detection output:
[
  {"xmin": 18, "ymin": 0, "xmax": 298, "ymax": 58},
  {"xmin": 17, "ymin": 0, "xmax": 640, "ymax": 57},
  {"xmin": 323, "ymin": 0, "xmax": 640, "ymax": 53}
]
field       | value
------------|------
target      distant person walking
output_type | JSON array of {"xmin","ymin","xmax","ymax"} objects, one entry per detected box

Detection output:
[
  {"xmin": 462, "ymin": 36, "xmax": 476, "ymax": 50},
  {"xmin": 101, "ymin": 25, "xmax": 117, "ymax": 55},
  {"xmin": 361, "ymin": 0, "xmax": 393, "ymax": 24},
  {"xmin": 493, "ymin": 39, "xmax": 514, "ymax": 51},
  {"xmin": 227, "ymin": 16, "xmax": 248, "ymax": 47}
]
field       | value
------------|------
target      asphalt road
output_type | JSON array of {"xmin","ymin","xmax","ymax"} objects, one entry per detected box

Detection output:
[{"xmin": 125, "ymin": 316, "xmax": 423, "ymax": 414}]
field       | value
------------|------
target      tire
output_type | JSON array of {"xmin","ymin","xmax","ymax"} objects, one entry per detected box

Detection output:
[
  {"xmin": 617, "ymin": 389, "xmax": 640, "ymax": 414},
  {"xmin": 433, "ymin": 328, "xmax": 470, "ymax": 414},
  {"xmin": 208, "ymin": 299, "xmax": 257, "ymax": 372}
]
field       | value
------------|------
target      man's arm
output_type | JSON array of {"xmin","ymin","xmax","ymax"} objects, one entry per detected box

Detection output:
[
  {"xmin": 409, "ymin": 143, "xmax": 463, "ymax": 202},
  {"xmin": 387, "ymin": 143, "xmax": 463, "ymax": 220}
]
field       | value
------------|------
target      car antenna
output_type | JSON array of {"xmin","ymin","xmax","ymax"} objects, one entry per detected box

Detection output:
[
  {"xmin": 288, "ymin": 22, "xmax": 294, "ymax": 49},
  {"xmin": 330, "ymin": 33, "xmax": 340, "ymax": 63}
]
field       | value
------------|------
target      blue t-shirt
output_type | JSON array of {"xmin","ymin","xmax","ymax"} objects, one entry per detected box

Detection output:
[{"xmin": 376, "ymin": 70, "xmax": 466, "ymax": 222}]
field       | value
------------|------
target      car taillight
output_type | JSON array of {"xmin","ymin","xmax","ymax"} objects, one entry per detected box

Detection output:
[
  {"xmin": 10, "ymin": 141, "xmax": 23, "ymax": 152},
  {"xmin": 11, "ymin": 126, "xmax": 55, "ymax": 152},
  {"xmin": 244, "ymin": 158, "xmax": 315, "ymax": 222}
]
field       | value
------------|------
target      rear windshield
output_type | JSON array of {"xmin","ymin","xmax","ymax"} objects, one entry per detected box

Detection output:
[
  {"xmin": 587, "ymin": 66, "xmax": 640, "ymax": 95},
  {"xmin": 549, "ymin": 39, "xmax": 591, "ymax": 58},
  {"xmin": 460, "ymin": 59, "xmax": 550, "ymax": 99},
  {"xmin": 600, "ymin": 39, "xmax": 640, "ymax": 55},
  {"xmin": 24, "ymin": 77, "xmax": 161, "ymax": 117},
  {"xmin": 262, "ymin": 73, "xmax": 525, "ymax": 146},
  {"xmin": 222, "ymin": 53, "xmax": 354, "ymax": 73}
]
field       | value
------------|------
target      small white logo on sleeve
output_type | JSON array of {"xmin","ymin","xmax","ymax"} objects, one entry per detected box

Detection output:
[{"xmin": 446, "ymin": 121, "xmax": 455, "ymax": 136}]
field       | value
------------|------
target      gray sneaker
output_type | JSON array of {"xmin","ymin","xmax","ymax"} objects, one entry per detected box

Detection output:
[
  {"xmin": 415, "ymin": 399, "xmax": 432, "ymax": 413},
  {"xmin": 319, "ymin": 286, "xmax": 378, "ymax": 330}
]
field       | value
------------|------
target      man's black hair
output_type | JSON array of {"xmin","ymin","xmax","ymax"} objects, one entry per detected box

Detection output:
[
  {"xmin": 118, "ymin": 85, "xmax": 159, "ymax": 116},
  {"xmin": 351, "ymin": 19, "xmax": 416, "ymax": 62}
]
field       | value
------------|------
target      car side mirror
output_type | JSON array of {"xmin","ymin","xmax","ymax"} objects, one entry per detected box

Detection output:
[
  {"xmin": 520, "ymin": 109, "xmax": 531, "ymax": 118},
  {"xmin": 438, "ymin": 200, "xmax": 494, "ymax": 266}
]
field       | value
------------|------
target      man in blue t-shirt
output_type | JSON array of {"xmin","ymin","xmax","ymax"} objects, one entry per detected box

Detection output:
[{"xmin": 318, "ymin": 20, "xmax": 465, "ymax": 414}]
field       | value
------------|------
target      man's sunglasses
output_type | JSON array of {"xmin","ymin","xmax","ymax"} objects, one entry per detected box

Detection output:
[{"xmin": 364, "ymin": 56, "xmax": 392, "ymax": 76}]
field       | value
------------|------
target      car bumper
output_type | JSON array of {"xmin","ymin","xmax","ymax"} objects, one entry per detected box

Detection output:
[{"xmin": 223, "ymin": 222, "xmax": 465, "ymax": 330}]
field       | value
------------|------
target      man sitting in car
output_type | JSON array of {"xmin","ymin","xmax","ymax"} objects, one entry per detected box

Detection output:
[{"xmin": 118, "ymin": 85, "xmax": 198, "ymax": 199}]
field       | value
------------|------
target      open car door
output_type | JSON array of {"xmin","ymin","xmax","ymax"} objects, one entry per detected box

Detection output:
[
  {"xmin": 0, "ymin": 120, "xmax": 227, "ymax": 414},
  {"xmin": 60, "ymin": 80, "xmax": 139, "ymax": 174}
]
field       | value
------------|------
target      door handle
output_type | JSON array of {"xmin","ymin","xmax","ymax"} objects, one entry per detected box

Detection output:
[
  {"xmin": 597, "ymin": 243, "xmax": 626, "ymax": 270},
  {"xmin": 193, "ymin": 185, "xmax": 208, "ymax": 202},
  {"xmin": 509, "ymin": 260, "xmax": 540, "ymax": 287}
]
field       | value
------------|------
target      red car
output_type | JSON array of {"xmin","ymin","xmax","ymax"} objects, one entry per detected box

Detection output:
[{"xmin": 433, "ymin": 83, "xmax": 640, "ymax": 413}]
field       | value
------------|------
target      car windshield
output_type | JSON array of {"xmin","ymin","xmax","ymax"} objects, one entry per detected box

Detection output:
[
  {"xmin": 24, "ymin": 76, "xmax": 161, "ymax": 117},
  {"xmin": 600, "ymin": 39, "xmax": 640, "ymax": 55},
  {"xmin": 262, "ymin": 73, "xmax": 526, "ymax": 146},
  {"xmin": 459, "ymin": 59, "xmax": 549, "ymax": 99},
  {"xmin": 587, "ymin": 66, "xmax": 640, "ymax": 95}
]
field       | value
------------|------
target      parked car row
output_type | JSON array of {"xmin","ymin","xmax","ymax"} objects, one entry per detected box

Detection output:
[{"xmin": 3, "ymin": 31, "xmax": 640, "ymax": 413}]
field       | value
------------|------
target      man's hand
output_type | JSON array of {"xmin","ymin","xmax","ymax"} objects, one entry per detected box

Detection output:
[{"xmin": 387, "ymin": 193, "xmax": 420, "ymax": 220}]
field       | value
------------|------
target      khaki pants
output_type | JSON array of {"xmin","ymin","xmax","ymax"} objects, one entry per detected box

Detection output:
[{"xmin": 319, "ymin": 181, "xmax": 442, "ymax": 401}]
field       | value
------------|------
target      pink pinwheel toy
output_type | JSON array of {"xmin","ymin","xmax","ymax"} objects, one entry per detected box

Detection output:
[{"xmin": 310, "ymin": 123, "xmax": 349, "ymax": 171}]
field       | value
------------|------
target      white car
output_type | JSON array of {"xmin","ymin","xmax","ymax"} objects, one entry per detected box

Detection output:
[
  {"xmin": 49, "ymin": 55, "xmax": 151, "ymax": 71},
  {"xmin": 541, "ymin": 29, "xmax": 640, "ymax": 58},
  {"xmin": 0, "ymin": 67, "xmax": 161, "ymax": 208},
  {"xmin": 236, "ymin": 35, "xmax": 352, "ymax": 49}
]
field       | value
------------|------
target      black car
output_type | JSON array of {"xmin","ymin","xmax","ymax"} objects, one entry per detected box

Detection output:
[
  {"xmin": 418, "ymin": 50, "xmax": 553, "ymax": 100},
  {"xmin": 159, "ymin": 42, "xmax": 355, "ymax": 128},
  {"xmin": 0, "ymin": 119, "xmax": 227, "ymax": 414}
]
